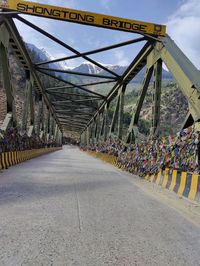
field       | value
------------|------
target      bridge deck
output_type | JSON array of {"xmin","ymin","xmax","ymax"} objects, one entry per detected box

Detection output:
[{"xmin": 0, "ymin": 146, "xmax": 199, "ymax": 266}]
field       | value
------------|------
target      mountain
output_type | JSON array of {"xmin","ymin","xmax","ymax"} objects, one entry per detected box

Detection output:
[
  {"xmin": 0, "ymin": 43, "xmax": 185, "ymax": 137},
  {"xmin": 26, "ymin": 43, "xmax": 70, "ymax": 71},
  {"xmin": 26, "ymin": 44, "xmax": 173, "ymax": 83},
  {"xmin": 71, "ymin": 62, "xmax": 125, "ymax": 75},
  {"xmin": 65, "ymin": 61, "xmax": 173, "ymax": 83}
]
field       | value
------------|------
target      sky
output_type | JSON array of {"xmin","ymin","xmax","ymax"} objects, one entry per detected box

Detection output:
[{"xmin": 14, "ymin": 0, "xmax": 200, "ymax": 69}]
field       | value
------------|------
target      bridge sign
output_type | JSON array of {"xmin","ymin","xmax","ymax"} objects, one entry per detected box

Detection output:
[{"xmin": 0, "ymin": 0, "xmax": 166, "ymax": 36}]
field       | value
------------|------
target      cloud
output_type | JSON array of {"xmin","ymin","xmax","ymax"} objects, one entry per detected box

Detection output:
[
  {"xmin": 14, "ymin": 0, "xmax": 79, "ymax": 57},
  {"xmin": 28, "ymin": 0, "xmax": 77, "ymax": 8},
  {"xmin": 113, "ymin": 50, "xmax": 129, "ymax": 66},
  {"xmin": 100, "ymin": 0, "xmax": 111, "ymax": 10},
  {"xmin": 15, "ymin": 15, "xmax": 53, "ymax": 49},
  {"xmin": 167, "ymin": 0, "xmax": 200, "ymax": 69}
]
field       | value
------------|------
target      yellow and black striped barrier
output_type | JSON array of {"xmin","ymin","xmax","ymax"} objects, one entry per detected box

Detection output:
[
  {"xmin": 87, "ymin": 151, "xmax": 117, "ymax": 166},
  {"xmin": 0, "ymin": 147, "xmax": 62, "ymax": 171},
  {"xmin": 86, "ymin": 151, "xmax": 200, "ymax": 202},
  {"xmin": 145, "ymin": 169, "xmax": 200, "ymax": 202}
]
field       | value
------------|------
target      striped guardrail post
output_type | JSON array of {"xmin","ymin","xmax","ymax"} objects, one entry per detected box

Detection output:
[
  {"xmin": 86, "ymin": 149, "xmax": 200, "ymax": 202},
  {"xmin": 0, "ymin": 147, "xmax": 61, "ymax": 171},
  {"xmin": 145, "ymin": 168, "xmax": 200, "ymax": 202},
  {"xmin": 1, "ymin": 153, "xmax": 7, "ymax": 169},
  {"xmin": 0, "ymin": 153, "xmax": 2, "ymax": 171}
]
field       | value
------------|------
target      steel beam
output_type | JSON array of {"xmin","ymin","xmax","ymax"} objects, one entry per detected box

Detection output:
[
  {"xmin": 109, "ymin": 91, "xmax": 121, "ymax": 136},
  {"xmin": 21, "ymin": 72, "xmax": 31, "ymax": 132},
  {"xmin": 37, "ymin": 68, "xmax": 105, "ymax": 99},
  {"xmin": 16, "ymin": 16, "xmax": 120, "ymax": 78},
  {"xmin": 35, "ymin": 94, "xmax": 43, "ymax": 135},
  {"xmin": 59, "ymin": 118, "xmax": 87, "ymax": 126},
  {"xmin": 46, "ymin": 80, "xmax": 116, "ymax": 91},
  {"xmin": 61, "ymin": 122, "xmax": 88, "ymax": 128},
  {"xmin": 53, "ymin": 98, "xmax": 101, "ymax": 103},
  {"xmin": 3, "ymin": 17, "xmax": 62, "ymax": 131},
  {"xmin": 53, "ymin": 103, "xmax": 97, "ymax": 111},
  {"xmin": 181, "ymin": 112, "xmax": 194, "ymax": 130},
  {"xmin": 126, "ymin": 66, "xmax": 153, "ymax": 143},
  {"xmin": 45, "ymin": 108, "xmax": 51, "ymax": 141},
  {"xmin": 94, "ymin": 119, "xmax": 99, "ymax": 143},
  {"xmin": 134, "ymin": 67, "xmax": 153, "ymax": 125},
  {"xmin": 36, "ymin": 37, "xmax": 146, "ymax": 66},
  {"xmin": 151, "ymin": 59, "xmax": 162, "ymax": 135},
  {"xmin": 4, "ymin": 2, "xmax": 166, "ymax": 36},
  {"xmin": 57, "ymin": 115, "xmax": 90, "ymax": 121},
  {"xmin": 48, "ymin": 93, "xmax": 100, "ymax": 108},
  {"xmin": 103, "ymin": 104, "xmax": 109, "ymax": 141},
  {"xmin": 0, "ymin": 43, "xmax": 13, "ymax": 113},
  {"xmin": 83, "ymin": 41, "xmax": 153, "ymax": 133},
  {"xmin": 159, "ymin": 35, "xmax": 200, "ymax": 122},
  {"xmin": 0, "ymin": 24, "xmax": 16, "ymax": 129},
  {"xmin": 117, "ymin": 84, "xmax": 126, "ymax": 139},
  {"xmin": 62, "ymin": 123, "xmax": 85, "ymax": 129},
  {"xmin": 37, "ymin": 67, "xmax": 117, "ymax": 80}
]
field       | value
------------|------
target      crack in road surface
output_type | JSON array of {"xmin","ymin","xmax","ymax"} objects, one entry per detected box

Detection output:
[{"xmin": 74, "ymin": 182, "xmax": 82, "ymax": 233}]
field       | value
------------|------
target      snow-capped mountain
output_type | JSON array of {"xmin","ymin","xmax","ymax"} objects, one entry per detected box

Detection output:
[
  {"xmin": 72, "ymin": 61, "xmax": 102, "ymax": 74},
  {"xmin": 26, "ymin": 44, "xmax": 172, "ymax": 82},
  {"xmin": 26, "ymin": 43, "xmax": 71, "ymax": 70},
  {"xmin": 71, "ymin": 61, "xmax": 126, "ymax": 76},
  {"xmin": 69, "ymin": 61, "xmax": 172, "ymax": 82}
]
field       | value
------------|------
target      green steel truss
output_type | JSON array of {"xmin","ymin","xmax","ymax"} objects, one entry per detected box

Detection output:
[{"xmin": 0, "ymin": 7, "xmax": 200, "ymax": 146}]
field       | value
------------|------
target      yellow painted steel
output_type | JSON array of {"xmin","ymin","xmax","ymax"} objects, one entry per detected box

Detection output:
[
  {"xmin": 1, "ymin": 153, "xmax": 6, "ymax": 169},
  {"xmin": 169, "ymin": 170, "xmax": 177, "ymax": 192},
  {"xmin": 178, "ymin": 172, "xmax": 187, "ymax": 196},
  {"xmin": 150, "ymin": 174, "xmax": 155, "ymax": 182},
  {"xmin": 20, "ymin": 151, "xmax": 22, "ymax": 162},
  {"xmin": 86, "ymin": 150, "xmax": 200, "ymax": 202},
  {"xmin": 0, "ymin": 154, "xmax": 2, "ymax": 170},
  {"xmin": 12, "ymin": 151, "xmax": 15, "ymax": 164},
  {"xmin": 17, "ymin": 151, "xmax": 20, "ymax": 163},
  {"xmin": 1, "ymin": 0, "xmax": 166, "ymax": 36},
  {"xmin": 5, "ymin": 152, "xmax": 10, "ymax": 168},
  {"xmin": 188, "ymin": 174, "xmax": 199, "ymax": 200},
  {"xmin": 162, "ymin": 168, "xmax": 169, "ymax": 188},
  {"xmin": 6, "ymin": 152, "xmax": 10, "ymax": 167},
  {"xmin": 155, "ymin": 170, "xmax": 162, "ymax": 185},
  {"xmin": 11, "ymin": 152, "xmax": 15, "ymax": 165},
  {"xmin": 17, "ymin": 151, "xmax": 21, "ymax": 163},
  {"xmin": 10, "ymin": 152, "xmax": 13, "ymax": 165},
  {"xmin": 14, "ymin": 151, "xmax": 17, "ymax": 164},
  {"xmin": 8, "ymin": 152, "xmax": 12, "ymax": 166},
  {"xmin": 0, "ymin": 148, "xmax": 60, "ymax": 169}
]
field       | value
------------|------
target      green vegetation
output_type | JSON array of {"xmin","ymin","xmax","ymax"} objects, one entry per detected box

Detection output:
[
  {"xmin": 102, "ymin": 81, "xmax": 188, "ymax": 137},
  {"xmin": 24, "ymin": 46, "xmax": 189, "ymax": 137}
]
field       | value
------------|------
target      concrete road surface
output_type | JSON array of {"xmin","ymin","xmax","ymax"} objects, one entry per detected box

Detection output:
[{"xmin": 0, "ymin": 146, "xmax": 200, "ymax": 266}]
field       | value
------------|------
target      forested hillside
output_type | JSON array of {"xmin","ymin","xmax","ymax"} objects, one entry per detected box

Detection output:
[{"xmin": 0, "ymin": 43, "xmax": 188, "ymax": 137}]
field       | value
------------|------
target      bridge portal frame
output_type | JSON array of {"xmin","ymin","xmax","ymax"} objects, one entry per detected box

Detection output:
[{"xmin": 0, "ymin": 2, "xmax": 199, "ymax": 148}]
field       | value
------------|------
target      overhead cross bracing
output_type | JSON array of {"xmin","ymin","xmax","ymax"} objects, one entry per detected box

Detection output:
[{"xmin": 0, "ymin": 0, "xmax": 200, "ymax": 143}]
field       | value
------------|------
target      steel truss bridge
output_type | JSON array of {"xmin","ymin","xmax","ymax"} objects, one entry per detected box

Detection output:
[
  {"xmin": 0, "ymin": 0, "xmax": 200, "ymax": 147},
  {"xmin": 0, "ymin": 3, "xmax": 200, "ymax": 264}
]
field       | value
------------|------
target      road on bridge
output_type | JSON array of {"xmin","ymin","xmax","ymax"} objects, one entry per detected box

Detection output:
[{"xmin": 0, "ymin": 146, "xmax": 200, "ymax": 266}]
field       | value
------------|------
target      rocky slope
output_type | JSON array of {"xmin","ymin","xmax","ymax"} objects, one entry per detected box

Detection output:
[
  {"xmin": 28, "ymin": 43, "xmax": 172, "ymax": 83},
  {"xmin": 0, "ymin": 48, "xmax": 26, "ymax": 125}
]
